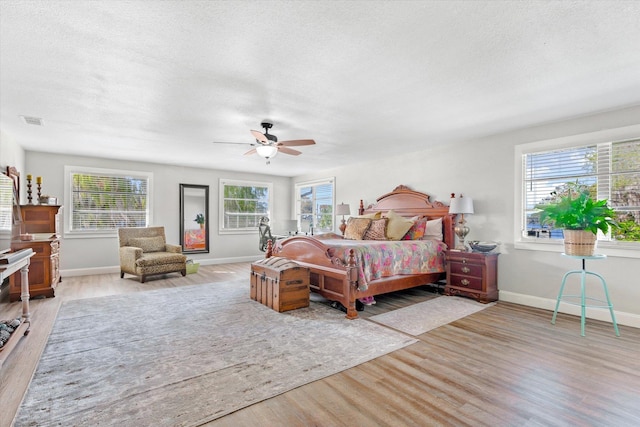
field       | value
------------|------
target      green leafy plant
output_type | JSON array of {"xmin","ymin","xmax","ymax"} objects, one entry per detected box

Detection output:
[
  {"xmin": 536, "ymin": 182, "xmax": 618, "ymax": 235},
  {"xmin": 194, "ymin": 213, "xmax": 205, "ymax": 225},
  {"xmin": 614, "ymin": 215, "xmax": 640, "ymax": 241}
]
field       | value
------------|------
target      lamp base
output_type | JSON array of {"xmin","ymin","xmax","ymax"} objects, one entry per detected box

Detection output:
[
  {"xmin": 339, "ymin": 219, "xmax": 347, "ymax": 236},
  {"xmin": 454, "ymin": 223, "xmax": 470, "ymax": 251}
]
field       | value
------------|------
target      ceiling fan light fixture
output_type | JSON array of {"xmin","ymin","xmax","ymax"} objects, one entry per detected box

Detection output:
[
  {"xmin": 256, "ymin": 145, "xmax": 278, "ymax": 159},
  {"xmin": 213, "ymin": 121, "xmax": 314, "ymax": 161}
]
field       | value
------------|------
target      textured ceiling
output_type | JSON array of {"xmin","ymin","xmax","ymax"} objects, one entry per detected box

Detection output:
[{"xmin": 1, "ymin": 1, "xmax": 640, "ymax": 177}]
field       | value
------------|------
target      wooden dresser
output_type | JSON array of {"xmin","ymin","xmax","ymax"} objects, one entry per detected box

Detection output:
[
  {"xmin": 9, "ymin": 205, "xmax": 62, "ymax": 302},
  {"xmin": 445, "ymin": 250, "xmax": 498, "ymax": 303}
]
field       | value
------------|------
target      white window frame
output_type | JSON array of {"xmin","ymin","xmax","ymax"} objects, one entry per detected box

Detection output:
[
  {"xmin": 219, "ymin": 178, "xmax": 273, "ymax": 235},
  {"xmin": 64, "ymin": 165, "xmax": 153, "ymax": 238},
  {"xmin": 514, "ymin": 124, "xmax": 640, "ymax": 259},
  {"xmin": 294, "ymin": 177, "xmax": 335, "ymax": 234}
]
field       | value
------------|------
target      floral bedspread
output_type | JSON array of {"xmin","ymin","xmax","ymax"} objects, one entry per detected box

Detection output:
[{"xmin": 324, "ymin": 239, "xmax": 447, "ymax": 291}]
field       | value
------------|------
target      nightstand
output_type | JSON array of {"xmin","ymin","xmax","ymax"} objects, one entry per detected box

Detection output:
[{"xmin": 445, "ymin": 251, "xmax": 498, "ymax": 303}]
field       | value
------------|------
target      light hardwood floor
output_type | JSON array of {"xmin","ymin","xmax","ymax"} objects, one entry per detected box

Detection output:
[{"xmin": 1, "ymin": 263, "xmax": 639, "ymax": 427}]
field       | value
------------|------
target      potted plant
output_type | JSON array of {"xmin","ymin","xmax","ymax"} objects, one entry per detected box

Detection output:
[
  {"xmin": 536, "ymin": 182, "xmax": 618, "ymax": 256},
  {"xmin": 194, "ymin": 213, "xmax": 205, "ymax": 229}
]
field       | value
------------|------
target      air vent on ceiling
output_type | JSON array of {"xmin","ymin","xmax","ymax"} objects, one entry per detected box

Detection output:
[{"xmin": 20, "ymin": 115, "xmax": 44, "ymax": 126}]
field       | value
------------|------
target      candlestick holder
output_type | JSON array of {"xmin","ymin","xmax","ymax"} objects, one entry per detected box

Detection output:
[
  {"xmin": 27, "ymin": 177, "xmax": 33, "ymax": 204},
  {"xmin": 37, "ymin": 183, "xmax": 42, "ymax": 202}
]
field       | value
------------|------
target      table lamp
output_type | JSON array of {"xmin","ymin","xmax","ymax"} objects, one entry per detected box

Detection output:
[
  {"xmin": 336, "ymin": 203, "xmax": 351, "ymax": 236},
  {"xmin": 449, "ymin": 193, "xmax": 474, "ymax": 251}
]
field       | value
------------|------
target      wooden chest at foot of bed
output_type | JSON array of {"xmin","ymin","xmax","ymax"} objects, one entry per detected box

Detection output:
[{"xmin": 250, "ymin": 257, "xmax": 310, "ymax": 312}]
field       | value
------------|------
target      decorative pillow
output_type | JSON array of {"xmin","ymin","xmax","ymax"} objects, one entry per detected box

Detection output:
[
  {"xmin": 402, "ymin": 218, "xmax": 427, "ymax": 240},
  {"xmin": 344, "ymin": 217, "xmax": 372, "ymax": 240},
  {"xmin": 364, "ymin": 218, "xmax": 389, "ymax": 240},
  {"xmin": 129, "ymin": 236, "xmax": 166, "ymax": 252},
  {"xmin": 383, "ymin": 210, "xmax": 415, "ymax": 241},
  {"xmin": 422, "ymin": 217, "xmax": 444, "ymax": 241}
]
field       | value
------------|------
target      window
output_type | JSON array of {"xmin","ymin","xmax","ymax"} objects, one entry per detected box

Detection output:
[
  {"xmin": 522, "ymin": 138, "xmax": 640, "ymax": 244},
  {"xmin": 219, "ymin": 179, "xmax": 272, "ymax": 233},
  {"xmin": 64, "ymin": 166, "xmax": 152, "ymax": 236},
  {"xmin": 295, "ymin": 178, "xmax": 335, "ymax": 233}
]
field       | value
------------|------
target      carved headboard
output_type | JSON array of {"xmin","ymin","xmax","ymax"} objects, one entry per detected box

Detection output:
[{"xmin": 358, "ymin": 185, "xmax": 456, "ymax": 248}]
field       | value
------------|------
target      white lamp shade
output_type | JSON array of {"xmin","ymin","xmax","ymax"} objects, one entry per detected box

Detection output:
[
  {"xmin": 449, "ymin": 196, "xmax": 474, "ymax": 214},
  {"xmin": 336, "ymin": 203, "xmax": 351, "ymax": 215},
  {"xmin": 256, "ymin": 145, "xmax": 278, "ymax": 158}
]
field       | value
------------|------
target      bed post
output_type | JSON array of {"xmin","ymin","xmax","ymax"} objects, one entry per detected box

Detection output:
[
  {"xmin": 358, "ymin": 200, "xmax": 364, "ymax": 215},
  {"xmin": 265, "ymin": 239, "xmax": 273, "ymax": 258},
  {"xmin": 345, "ymin": 249, "xmax": 359, "ymax": 319},
  {"xmin": 443, "ymin": 214, "xmax": 456, "ymax": 251}
]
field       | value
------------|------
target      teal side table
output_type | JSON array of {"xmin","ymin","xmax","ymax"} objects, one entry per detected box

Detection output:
[{"xmin": 551, "ymin": 253, "xmax": 620, "ymax": 337}]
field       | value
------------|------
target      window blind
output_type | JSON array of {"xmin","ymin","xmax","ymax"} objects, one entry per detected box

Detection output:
[{"xmin": 71, "ymin": 172, "xmax": 149, "ymax": 231}]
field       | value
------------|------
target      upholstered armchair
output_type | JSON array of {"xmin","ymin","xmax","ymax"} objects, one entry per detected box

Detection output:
[{"xmin": 118, "ymin": 226, "xmax": 187, "ymax": 283}]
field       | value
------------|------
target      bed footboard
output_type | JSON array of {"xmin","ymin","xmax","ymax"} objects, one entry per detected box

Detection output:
[{"xmin": 271, "ymin": 236, "xmax": 361, "ymax": 318}]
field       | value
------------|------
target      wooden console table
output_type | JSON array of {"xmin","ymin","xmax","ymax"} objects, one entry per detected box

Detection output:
[
  {"xmin": 9, "ymin": 205, "xmax": 62, "ymax": 302},
  {"xmin": 0, "ymin": 249, "xmax": 35, "ymax": 368}
]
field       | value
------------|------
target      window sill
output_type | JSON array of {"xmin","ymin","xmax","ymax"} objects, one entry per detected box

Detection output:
[
  {"xmin": 515, "ymin": 239, "xmax": 640, "ymax": 259},
  {"xmin": 64, "ymin": 231, "xmax": 117, "ymax": 239},
  {"xmin": 218, "ymin": 229, "xmax": 256, "ymax": 235}
]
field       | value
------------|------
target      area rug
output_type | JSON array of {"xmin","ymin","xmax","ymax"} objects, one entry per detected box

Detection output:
[
  {"xmin": 369, "ymin": 296, "xmax": 495, "ymax": 336},
  {"xmin": 15, "ymin": 281, "xmax": 416, "ymax": 427}
]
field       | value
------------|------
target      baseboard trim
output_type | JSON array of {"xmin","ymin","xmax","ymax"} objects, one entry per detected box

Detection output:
[
  {"xmin": 197, "ymin": 256, "xmax": 264, "ymax": 266},
  {"xmin": 499, "ymin": 291, "xmax": 640, "ymax": 329},
  {"xmin": 60, "ymin": 255, "xmax": 264, "ymax": 278}
]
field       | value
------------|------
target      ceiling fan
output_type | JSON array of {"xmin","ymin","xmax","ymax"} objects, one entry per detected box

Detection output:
[{"xmin": 213, "ymin": 120, "xmax": 315, "ymax": 164}]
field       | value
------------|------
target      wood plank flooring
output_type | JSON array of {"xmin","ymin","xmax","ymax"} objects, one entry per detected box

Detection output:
[{"xmin": 1, "ymin": 263, "xmax": 639, "ymax": 426}]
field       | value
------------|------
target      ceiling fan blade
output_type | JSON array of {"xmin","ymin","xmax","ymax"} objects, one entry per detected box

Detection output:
[
  {"xmin": 250, "ymin": 130, "xmax": 268, "ymax": 143},
  {"xmin": 243, "ymin": 148, "xmax": 257, "ymax": 156},
  {"xmin": 278, "ymin": 139, "xmax": 316, "ymax": 147},
  {"xmin": 278, "ymin": 147, "xmax": 302, "ymax": 156}
]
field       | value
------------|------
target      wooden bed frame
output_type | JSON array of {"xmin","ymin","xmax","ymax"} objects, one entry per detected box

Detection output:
[{"xmin": 268, "ymin": 185, "xmax": 456, "ymax": 319}]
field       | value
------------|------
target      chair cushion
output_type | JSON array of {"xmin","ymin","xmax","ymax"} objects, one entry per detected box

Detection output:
[
  {"xmin": 129, "ymin": 236, "xmax": 166, "ymax": 253},
  {"xmin": 136, "ymin": 252, "xmax": 187, "ymax": 267}
]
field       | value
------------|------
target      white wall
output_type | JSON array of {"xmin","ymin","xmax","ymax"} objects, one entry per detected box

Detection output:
[
  {"xmin": 25, "ymin": 152, "xmax": 292, "ymax": 274},
  {"xmin": 295, "ymin": 105, "xmax": 640, "ymax": 326}
]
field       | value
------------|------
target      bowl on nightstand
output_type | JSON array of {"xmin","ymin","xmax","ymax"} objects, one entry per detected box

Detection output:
[{"xmin": 468, "ymin": 241, "xmax": 498, "ymax": 253}]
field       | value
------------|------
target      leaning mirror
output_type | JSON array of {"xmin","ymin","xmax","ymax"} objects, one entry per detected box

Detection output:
[{"xmin": 180, "ymin": 184, "xmax": 209, "ymax": 254}]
